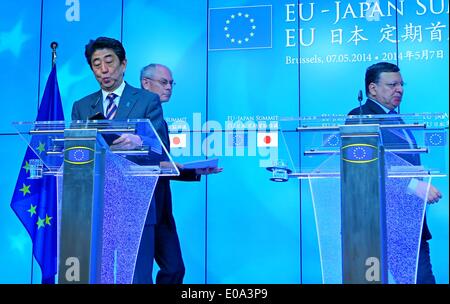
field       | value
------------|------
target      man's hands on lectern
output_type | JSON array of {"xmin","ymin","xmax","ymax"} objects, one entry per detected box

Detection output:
[
  {"xmin": 110, "ymin": 134, "xmax": 143, "ymax": 150},
  {"xmin": 415, "ymin": 180, "xmax": 442, "ymax": 204}
]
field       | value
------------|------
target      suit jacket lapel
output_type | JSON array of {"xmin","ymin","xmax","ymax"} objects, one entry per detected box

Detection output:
[
  {"xmin": 90, "ymin": 91, "xmax": 103, "ymax": 117},
  {"xmin": 115, "ymin": 83, "xmax": 137, "ymax": 119}
]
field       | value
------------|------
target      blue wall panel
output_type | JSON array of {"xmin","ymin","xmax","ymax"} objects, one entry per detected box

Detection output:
[
  {"xmin": 0, "ymin": 1, "xmax": 42, "ymax": 131},
  {"xmin": 207, "ymin": 0, "xmax": 301, "ymax": 283},
  {"xmin": 122, "ymin": 0, "xmax": 209, "ymax": 283}
]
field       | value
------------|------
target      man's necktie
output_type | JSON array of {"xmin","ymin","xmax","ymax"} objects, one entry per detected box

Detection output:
[
  {"xmin": 105, "ymin": 93, "xmax": 118, "ymax": 120},
  {"xmin": 388, "ymin": 110, "xmax": 397, "ymax": 115}
]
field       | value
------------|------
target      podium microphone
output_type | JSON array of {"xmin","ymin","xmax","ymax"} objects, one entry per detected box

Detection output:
[{"xmin": 358, "ymin": 90, "xmax": 363, "ymax": 123}]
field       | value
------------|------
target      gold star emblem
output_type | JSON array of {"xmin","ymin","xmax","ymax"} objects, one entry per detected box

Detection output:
[
  {"xmin": 22, "ymin": 161, "xmax": 30, "ymax": 173},
  {"xmin": 27, "ymin": 204, "xmax": 37, "ymax": 217},
  {"xmin": 19, "ymin": 183, "xmax": 31, "ymax": 196},
  {"xmin": 36, "ymin": 217, "xmax": 45, "ymax": 229},
  {"xmin": 45, "ymin": 214, "xmax": 52, "ymax": 226},
  {"xmin": 37, "ymin": 142, "xmax": 46, "ymax": 154}
]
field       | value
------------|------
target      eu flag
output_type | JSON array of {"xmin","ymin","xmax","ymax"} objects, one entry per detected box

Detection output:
[
  {"xmin": 343, "ymin": 145, "xmax": 377, "ymax": 163},
  {"xmin": 228, "ymin": 132, "xmax": 248, "ymax": 147},
  {"xmin": 425, "ymin": 132, "xmax": 447, "ymax": 146},
  {"xmin": 10, "ymin": 65, "xmax": 64, "ymax": 283},
  {"xmin": 322, "ymin": 133, "xmax": 341, "ymax": 147},
  {"xmin": 209, "ymin": 5, "xmax": 272, "ymax": 50}
]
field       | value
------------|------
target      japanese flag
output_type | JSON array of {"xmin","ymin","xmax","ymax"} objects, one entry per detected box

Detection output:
[
  {"xmin": 257, "ymin": 131, "xmax": 278, "ymax": 147},
  {"xmin": 169, "ymin": 133, "xmax": 187, "ymax": 148}
]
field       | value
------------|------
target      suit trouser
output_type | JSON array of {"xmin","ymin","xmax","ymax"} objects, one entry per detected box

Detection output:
[
  {"xmin": 132, "ymin": 222, "xmax": 185, "ymax": 284},
  {"xmin": 154, "ymin": 222, "xmax": 185, "ymax": 284},
  {"xmin": 416, "ymin": 238, "xmax": 436, "ymax": 284},
  {"xmin": 133, "ymin": 224, "xmax": 155, "ymax": 284}
]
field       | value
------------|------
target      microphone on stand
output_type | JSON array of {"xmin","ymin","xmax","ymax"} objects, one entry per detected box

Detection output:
[{"xmin": 358, "ymin": 90, "xmax": 363, "ymax": 123}]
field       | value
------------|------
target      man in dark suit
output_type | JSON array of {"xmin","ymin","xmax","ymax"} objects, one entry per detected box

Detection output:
[
  {"xmin": 71, "ymin": 37, "xmax": 171, "ymax": 284},
  {"xmin": 139, "ymin": 63, "xmax": 222, "ymax": 284},
  {"xmin": 348, "ymin": 62, "xmax": 442, "ymax": 283},
  {"xmin": 72, "ymin": 37, "xmax": 168, "ymax": 149}
]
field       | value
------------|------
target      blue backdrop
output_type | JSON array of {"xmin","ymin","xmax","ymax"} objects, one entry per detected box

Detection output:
[{"xmin": 0, "ymin": 0, "xmax": 448, "ymax": 283}]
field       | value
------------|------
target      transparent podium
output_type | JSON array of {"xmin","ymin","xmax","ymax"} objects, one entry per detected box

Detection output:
[
  {"xmin": 268, "ymin": 113, "xmax": 448, "ymax": 284},
  {"xmin": 13, "ymin": 119, "xmax": 179, "ymax": 284}
]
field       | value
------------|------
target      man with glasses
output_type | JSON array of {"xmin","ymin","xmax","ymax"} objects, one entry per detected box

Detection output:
[
  {"xmin": 141, "ymin": 63, "xmax": 176, "ymax": 103},
  {"xmin": 139, "ymin": 63, "xmax": 222, "ymax": 284},
  {"xmin": 348, "ymin": 61, "xmax": 442, "ymax": 283}
]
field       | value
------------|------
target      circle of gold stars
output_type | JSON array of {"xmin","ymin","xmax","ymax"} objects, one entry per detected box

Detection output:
[
  {"xmin": 352, "ymin": 147, "xmax": 367, "ymax": 160},
  {"xmin": 224, "ymin": 12, "xmax": 256, "ymax": 45},
  {"xmin": 428, "ymin": 133, "xmax": 443, "ymax": 145},
  {"xmin": 73, "ymin": 149, "xmax": 85, "ymax": 161},
  {"xmin": 326, "ymin": 135, "xmax": 339, "ymax": 146}
]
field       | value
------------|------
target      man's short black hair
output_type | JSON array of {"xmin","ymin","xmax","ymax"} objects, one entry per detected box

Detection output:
[
  {"xmin": 84, "ymin": 37, "xmax": 126, "ymax": 68},
  {"xmin": 365, "ymin": 62, "xmax": 400, "ymax": 96}
]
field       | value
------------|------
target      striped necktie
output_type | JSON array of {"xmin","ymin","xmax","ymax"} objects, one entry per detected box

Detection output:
[{"xmin": 105, "ymin": 93, "xmax": 118, "ymax": 120}]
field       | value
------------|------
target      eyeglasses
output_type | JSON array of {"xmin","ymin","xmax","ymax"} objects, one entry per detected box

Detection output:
[
  {"xmin": 145, "ymin": 77, "xmax": 176, "ymax": 87},
  {"xmin": 381, "ymin": 81, "xmax": 405, "ymax": 89}
]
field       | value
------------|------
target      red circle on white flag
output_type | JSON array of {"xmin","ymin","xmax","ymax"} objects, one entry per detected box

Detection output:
[
  {"xmin": 264, "ymin": 136, "xmax": 271, "ymax": 144},
  {"xmin": 173, "ymin": 137, "xmax": 181, "ymax": 145}
]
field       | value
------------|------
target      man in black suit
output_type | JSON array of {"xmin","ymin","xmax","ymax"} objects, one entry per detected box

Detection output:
[
  {"xmin": 139, "ymin": 63, "xmax": 222, "ymax": 284},
  {"xmin": 348, "ymin": 62, "xmax": 442, "ymax": 283},
  {"xmin": 71, "ymin": 37, "xmax": 171, "ymax": 284}
]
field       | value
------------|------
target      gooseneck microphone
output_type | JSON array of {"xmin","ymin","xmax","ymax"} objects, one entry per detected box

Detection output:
[{"xmin": 358, "ymin": 90, "xmax": 363, "ymax": 123}]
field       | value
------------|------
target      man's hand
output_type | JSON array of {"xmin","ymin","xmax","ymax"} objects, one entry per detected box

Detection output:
[
  {"xmin": 195, "ymin": 167, "xmax": 223, "ymax": 175},
  {"xmin": 415, "ymin": 180, "xmax": 442, "ymax": 204},
  {"xmin": 110, "ymin": 134, "xmax": 143, "ymax": 150},
  {"xmin": 159, "ymin": 161, "xmax": 180, "ymax": 170}
]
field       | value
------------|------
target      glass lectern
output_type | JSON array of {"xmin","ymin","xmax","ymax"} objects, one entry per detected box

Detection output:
[
  {"xmin": 13, "ymin": 119, "xmax": 179, "ymax": 284},
  {"xmin": 268, "ymin": 113, "xmax": 448, "ymax": 284}
]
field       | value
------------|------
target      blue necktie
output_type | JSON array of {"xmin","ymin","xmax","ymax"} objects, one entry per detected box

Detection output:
[
  {"xmin": 105, "ymin": 93, "xmax": 118, "ymax": 120},
  {"xmin": 388, "ymin": 110, "xmax": 397, "ymax": 115}
]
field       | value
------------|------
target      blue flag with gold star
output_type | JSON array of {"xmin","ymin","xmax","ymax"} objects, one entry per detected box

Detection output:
[
  {"xmin": 10, "ymin": 65, "xmax": 64, "ymax": 283},
  {"xmin": 209, "ymin": 5, "xmax": 272, "ymax": 50}
]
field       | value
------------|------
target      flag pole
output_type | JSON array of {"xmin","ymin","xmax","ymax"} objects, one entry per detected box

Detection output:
[
  {"xmin": 31, "ymin": 42, "xmax": 58, "ymax": 284},
  {"xmin": 49, "ymin": 41, "xmax": 58, "ymax": 284}
]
